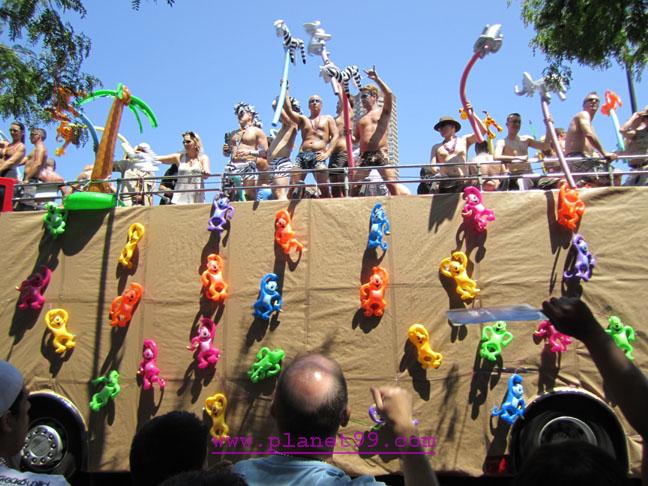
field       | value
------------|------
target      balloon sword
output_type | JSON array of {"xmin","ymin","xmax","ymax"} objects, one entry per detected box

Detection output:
[
  {"xmin": 460, "ymin": 24, "xmax": 503, "ymax": 143},
  {"xmin": 514, "ymin": 72, "xmax": 576, "ymax": 189},
  {"xmin": 304, "ymin": 20, "xmax": 354, "ymax": 168}
]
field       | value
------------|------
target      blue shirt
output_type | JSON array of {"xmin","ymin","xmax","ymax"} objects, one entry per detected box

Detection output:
[{"xmin": 233, "ymin": 455, "xmax": 387, "ymax": 486}]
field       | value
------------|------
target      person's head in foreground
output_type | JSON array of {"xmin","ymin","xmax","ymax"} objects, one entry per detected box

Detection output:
[
  {"xmin": 130, "ymin": 411, "xmax": 209, "ymax": 486},
  {"xmin": 0, "ymin": 360, "xmax": 29, "ymax": 460}
]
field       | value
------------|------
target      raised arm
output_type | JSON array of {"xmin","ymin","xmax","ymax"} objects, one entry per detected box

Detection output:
[
  {"xmin": 366, "ymin": 66, "xmax": 392, "ymax": 120},
  {"xmin": 371, "ymin": 386, "xmax": 439, "ymax": 486},
  {"xmin": 283, "ymin": 89, "xmax": 303, "ymax": 126},
  {"xmin": 542, "ymin": 297, "xmax": 648, "ymax": 485},
  {"xmin": 619, "ymin": 111, "xmax": 644, "ymax": 141}
]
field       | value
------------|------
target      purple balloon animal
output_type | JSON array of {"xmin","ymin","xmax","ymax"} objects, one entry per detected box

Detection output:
[
  {"xmin": 208, "ymin": 194, "xmax": 235, "ymax": 234},
  {"xmin": 564, "ymin": 233, "xmax": 596, "ymax": 283}
]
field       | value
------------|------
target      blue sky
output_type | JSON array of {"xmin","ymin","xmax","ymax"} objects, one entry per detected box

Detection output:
[{"xmin": 1, "ymin": 0, "xmax": 645, "ymax": 185}]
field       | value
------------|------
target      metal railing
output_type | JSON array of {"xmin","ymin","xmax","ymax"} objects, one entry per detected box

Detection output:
[{"xmin": 6, "ymin": 153, "xmax": 648, "ymax": 208}]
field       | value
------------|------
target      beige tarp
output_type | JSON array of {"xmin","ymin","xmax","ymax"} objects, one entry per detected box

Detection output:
[{"xmin": 0, "ymin": 188, "xmax": 646, "ymax": 477}]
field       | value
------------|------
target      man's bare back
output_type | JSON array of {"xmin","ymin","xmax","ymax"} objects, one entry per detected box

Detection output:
[
  {"xmin": 268, "ymin": 123, "xmax": 298, "ymax": 160},
  {"xmin": 23, "ymin": 130, "xmax": 47, "ymax": 181}
]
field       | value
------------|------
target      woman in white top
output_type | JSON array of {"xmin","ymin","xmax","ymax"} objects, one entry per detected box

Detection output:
[{"xmin": 158, "ymin": 131, "xmax": 211, "ymax": 204}]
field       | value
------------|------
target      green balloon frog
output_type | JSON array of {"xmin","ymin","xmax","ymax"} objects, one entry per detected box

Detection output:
[
  {"xmin": 606, "ymin": 316, "xmax": 636, "ymax": 361},
  {"xmin": 248, "ymin": 347, "xmax": 285, "ymax": 383},
  {"xmin": 480, "ymin": 321, "xmax": 513, "ymax": 361},
  {"xmin": 89, "ymin": 370, "xmax": 121, "ymax": 411},
  {"xmin": 43, "ymin": 202, "xmax": 67, "ymax": 238}
]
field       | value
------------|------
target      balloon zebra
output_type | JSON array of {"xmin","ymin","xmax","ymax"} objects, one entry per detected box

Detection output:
[
  {"xmin": 274, "ymin": 20, "xmax": 306, "ymax": 65},
  {"xmin": 319, "ymin": 63, "xmax": 362, "ymax": 95}
]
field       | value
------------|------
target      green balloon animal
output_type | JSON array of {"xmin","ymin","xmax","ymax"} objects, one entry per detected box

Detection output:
[
  {"xmin": 89, "ymin": 370, "xmax": 121, "ymax": 412},
  {"xmin": 606, "ymin": 316, "xmax": 636, "ymax": 361},
  {"xmin": 248, "ymin": 347, "xmax": 285, "ymax": 383},
  {"xmin": 480, "ymin": 321, "xmax": 514, "ymax": 362}
]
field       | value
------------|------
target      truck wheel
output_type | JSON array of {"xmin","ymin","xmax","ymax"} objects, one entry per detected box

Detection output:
[
  {"xmin": 21, "ymin": 391, "xmax": 87, "ymax": 479},
  {"xmin": 511, "ymin": 391, "xmax": 627, "ymax": 473}
]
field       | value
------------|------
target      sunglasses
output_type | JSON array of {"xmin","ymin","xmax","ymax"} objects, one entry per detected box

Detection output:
[
  {"xmin": 309, "ymin": 99, "xmax": 322, "ymax": 104},
  {"xmin": 9, "ymin": 128, "xmax": 20, "ymax": 133},
  {"xmin": 182, "ymin": 131, "xmax": 196, "ymax": 137},
  {"xmin": 508, "ymin": 119, "xmax": 522, "ymax": 125},
  {"xmin": 360, "ymin": 93, "xmax": 373, "ymax": 99},
  {"xmin": 585, "ymin": 98, "xmax": 600, "ymax": 103},
  {"xmin": 182, "ymin": 139, "xmax": 192, "ymax": 145}
]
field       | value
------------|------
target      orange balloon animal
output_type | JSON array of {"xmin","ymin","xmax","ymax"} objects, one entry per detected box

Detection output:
[
  {"xmin": 275, "ymin": 209, "xmax": 304, "ymax": 254},
  {"xmin": 201, "ymin": 254, "xmax": 228, "ymax": 303},
  {"xmin": 110, "ymin": 282, "xmax": 143, "ymax": 327},
  {"xmin": 360, "ymin": 266, "xmax": 389, "ymax": 317},
  {"xmin": 601, "ymin": 90, "xmax": 622, "ymax": 116},
  {"xmin": 557, "ymin": 181, "xmax": 585, "ymax": 231}
]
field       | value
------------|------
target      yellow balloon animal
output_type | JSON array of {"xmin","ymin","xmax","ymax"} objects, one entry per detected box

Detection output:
[
  {"xmin": 408, "ymin": 324, "xmax": 443, "ymax": 369},
  {"xmin": 205, "ymin": 392, "xmax": 229, "ymax": 440},
  {"xmin": 45, "ymin": 308, "xmax": 76, "ymax": 356},
  {"xmin": 439, "ymin": 251, "xmax": 480, "ymax": 301},
  {"xmin": 119, "ymin": 223, "xmax": 145, "ymax": 269}
]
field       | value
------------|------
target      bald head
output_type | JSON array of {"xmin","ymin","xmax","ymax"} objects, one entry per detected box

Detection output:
[{"xmin": 274, "ymin": 354, "xmax": 348, "ymax": 442}]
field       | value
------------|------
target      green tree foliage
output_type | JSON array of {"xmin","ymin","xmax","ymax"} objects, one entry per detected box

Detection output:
[
  {"xmin": 519, "ymin": 0, "xmax": 648, "ymax": 85},
  {"xmin": 0, "ymin": 0, "xmax": 173, "ymax": 126}
]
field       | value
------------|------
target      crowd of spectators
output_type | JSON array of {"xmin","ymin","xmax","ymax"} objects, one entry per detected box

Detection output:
[{"xmin": 1, "ymin": 89, "xmax": 647, "ymax": 209}]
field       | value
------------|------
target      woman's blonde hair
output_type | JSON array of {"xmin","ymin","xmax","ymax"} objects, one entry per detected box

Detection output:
[{"xmin": 182, "ymin": 131, "xmax": 203, "ymax": 154}]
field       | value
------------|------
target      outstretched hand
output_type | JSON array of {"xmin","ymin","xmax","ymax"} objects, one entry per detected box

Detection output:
[{"xmin": 541, "ymin": 297, "xmax": 600, "ymax": 341}]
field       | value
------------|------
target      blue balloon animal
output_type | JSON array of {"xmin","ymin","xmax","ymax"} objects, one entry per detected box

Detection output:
[
  {"xmin": 367, "ymin": 203, "xmax": 391, "ymax": 251},
  {"xmin": 253, "ymin": 273, "xmax": 282, "ymax": 320},
  {"xmin": 492, "ymin": 373, "xmax": 526, "ymax": 425}
]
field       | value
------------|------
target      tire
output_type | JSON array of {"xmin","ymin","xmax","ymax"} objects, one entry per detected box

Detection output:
[
  {"xmin": 21, "ymin": 392, "xmax": 87, "ymax": 479},
  {"xmin": 511, "ymin": 392, "xmax": 628, "ymax": 473}
]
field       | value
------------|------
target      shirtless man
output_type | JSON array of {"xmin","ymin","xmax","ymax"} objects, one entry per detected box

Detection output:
[
  {"xmin": 267, "ymin": 97, "xmax": 300, "ymax": 200},
  {"xmin": 354, "ymin": 67, "xmax": 410, "ymax": 196},
  {"xmin": 565, "ymin": 92, "xmax": 618, "ymax": 186},
  {"xmin": 328, "ymin": 95, "xmax": 354, "ymax": 198},
  {"xmin": 0, "ymin": 122, "xmax": 26, "ymax": 179},
  {"xmin": 16, "ymin": 128, "xmax": 48, "ymax": 210},
  {"xmin": 471, "ymin": 141, "xmax": 505, "ymax": 191},
  {"xmin": 429, "ymin": 113, "xmax": 483, "ymax": 193},
  {"xmin": 223, "ymin": 103, "xmax": 269, "ymax": 200},
  {"xmin": 22, "ymin": 128, "xmax": 48, "ymax": 182},
  {"xmin": 495, "ymin": 113, "xmax": 550, "ymax": 190},
  {"xmin": 283, "ymin": 90, "xmax": 338, "ymax": 198}
]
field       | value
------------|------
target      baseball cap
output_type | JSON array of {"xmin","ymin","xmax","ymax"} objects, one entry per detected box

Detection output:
[{"xmin": 0, "ymin": 361, "xmax": 24, "ymax": 416}]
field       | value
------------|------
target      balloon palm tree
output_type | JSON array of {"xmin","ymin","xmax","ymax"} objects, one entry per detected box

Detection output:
[{"xmin": 78, "ymin": 84, "xmax": 157, "ymax": 193}]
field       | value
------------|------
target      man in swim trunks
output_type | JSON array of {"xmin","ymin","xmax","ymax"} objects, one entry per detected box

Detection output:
[
  {"xmin": 353, "ymin": 66, "xmax": 410, "ymax": 196},
  {"xmin": 283, "ymin": 89, "xmax": 338, "ymax": 198},
  {"xmin": 268, "ymin": 97, "xmax": 300, "ymax": 200},
  {"xmin": 565, "ymin": 92, "xmax": 617, "ymax": 187},
  {"xmin": 328, "ymin": 95, "xmax": 354, "ymax": 198},
  {"xmin": 495, "ymin": 113, "xmax": 551, "ymax": 190},
  {"xmin": 223, "ymin": 102, "xmax": 268, "ymax": 200}
]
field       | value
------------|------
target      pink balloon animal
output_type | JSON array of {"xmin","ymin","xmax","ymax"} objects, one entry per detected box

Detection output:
[
  {"xmin": 138, "ymin": 339, "xmax": 166, "ymax": 390},
  {"xmin": 187, "ymin": 317, "xmax": 221, "ymax": 369},
  {"xmin": 534, "ymin": 320, "xmax": 573, "ymax": 353},
  {"xmin": 17, "ymin": 266, "xmax": 52, "ymax": 311},
  {"xmin": 461, "ymin": 186, "xmax": 495, "ymax": 232}
]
